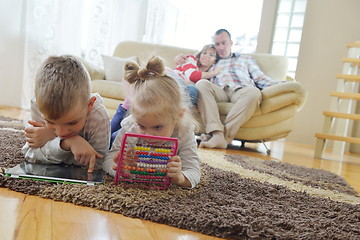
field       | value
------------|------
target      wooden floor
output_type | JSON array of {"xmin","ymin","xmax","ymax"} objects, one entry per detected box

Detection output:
[{"xmin": 0, "ymin": 105, "xmax": 359, "ymax": 240}]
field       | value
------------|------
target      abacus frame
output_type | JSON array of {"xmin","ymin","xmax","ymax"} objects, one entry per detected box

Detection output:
[{"xmin": 114, "ymin": 133, "xmax": 178, "ymax": 189}]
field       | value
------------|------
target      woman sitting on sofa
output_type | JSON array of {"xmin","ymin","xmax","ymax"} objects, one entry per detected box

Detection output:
[{"xmin": 110, "ymin": 44, "xmax": 221, "ymax": 147}]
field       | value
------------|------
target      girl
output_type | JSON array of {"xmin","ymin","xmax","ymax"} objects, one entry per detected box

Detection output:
[
  {"xmin": 172, "ymin": 44, "xmax": 222, "ymax": 84},
  {"xmin": 103, "ymin": 56, "xmax": 201, "ymax": 188}
]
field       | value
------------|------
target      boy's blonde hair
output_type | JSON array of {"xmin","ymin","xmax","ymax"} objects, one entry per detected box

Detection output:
[
  {"xmin": 124, "ymin": 56, "xmax": 197, "ymax": 131},
  {"xmin": 35, "ymin": 55, "xmax": 91, "ymax": 120}
]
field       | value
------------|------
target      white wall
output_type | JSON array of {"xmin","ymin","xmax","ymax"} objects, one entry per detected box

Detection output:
[
  {"xmin": 286, "ymin": 0, "xmax": 360, "ymax": 149},
  {"xmin": 256, "ymin": 0, "xmax": 277, "ymax": 54},
  {"xmin": 0, "ymin": 0, "xmax": 24, "ymax": 107}
]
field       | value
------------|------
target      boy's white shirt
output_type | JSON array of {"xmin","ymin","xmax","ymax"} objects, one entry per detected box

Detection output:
[
  {"xmin": 21, "ymin": 93, "xmax": 110, "ymax": 169},
  {"xmin": 103, "ymin": 115, "xmax": 201, "ymax": 188}
]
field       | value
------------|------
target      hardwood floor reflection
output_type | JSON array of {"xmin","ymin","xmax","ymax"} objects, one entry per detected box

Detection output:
[{"xmin": 0, "ymin": 105, "xmax": 359, "ymax": 240}]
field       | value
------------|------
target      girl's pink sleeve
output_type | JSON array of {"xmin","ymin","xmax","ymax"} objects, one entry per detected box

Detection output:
[{"xmin": 122, "ymin": 97, "xmax": 130, "ymax": 109}]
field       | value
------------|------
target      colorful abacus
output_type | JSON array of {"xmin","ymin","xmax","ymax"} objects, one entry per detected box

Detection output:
[{"xmin": 114, "ymin": 133, "xmax": 178, "ymax": 189}]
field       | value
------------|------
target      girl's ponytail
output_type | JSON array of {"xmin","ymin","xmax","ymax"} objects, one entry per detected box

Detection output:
[
  {"xmin": 124, "ymin": 56, "xmax": 166, "ymax": 85},
  {"xmin": 124, "ymin": 61, "xmax": 140, "ymax": 84}
]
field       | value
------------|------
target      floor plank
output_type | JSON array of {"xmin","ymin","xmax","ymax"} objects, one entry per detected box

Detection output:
[
  {"xmin": 51, "ymin": 201, "xmax": 89, "ymax": 240},
  {"xmin": 142, "ymin": 220, "xmax": 223, "ymax": 240},
  {"xmin": 0, "ymin": 190, "xmax": 26, "ymax": 240},
  {"xmin": 14, "ymin": 195, "xmax": 52, "ymax": 240}
]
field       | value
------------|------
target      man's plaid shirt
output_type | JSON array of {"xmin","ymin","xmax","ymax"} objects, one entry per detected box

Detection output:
[{"xmin": 211, "ymin": 53, "xmax": 280, "ymax": 90}]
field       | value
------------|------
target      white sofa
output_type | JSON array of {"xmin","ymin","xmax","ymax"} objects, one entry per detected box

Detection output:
[{"xmin": 80, "ymin": 41, "xmax": 307, "ymax": 145}]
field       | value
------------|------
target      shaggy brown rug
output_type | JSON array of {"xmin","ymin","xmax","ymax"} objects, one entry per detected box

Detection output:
[{"xmin": 1, "ymin": 116, "xmax": 360, "ymax": 240}]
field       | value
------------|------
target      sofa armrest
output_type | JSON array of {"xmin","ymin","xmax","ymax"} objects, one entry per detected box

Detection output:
[
  {"xmin": 260, "ymin": 81, "xmax": 307, "ymax": 114},
  {"xmin": 75, "ymin": 57, "xmax": 105, "ymax": 80}
]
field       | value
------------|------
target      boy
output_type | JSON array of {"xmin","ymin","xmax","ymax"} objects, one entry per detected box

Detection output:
[{"xmin": 22, "ymin": 55, "xmax": 110, "ymax": 172}]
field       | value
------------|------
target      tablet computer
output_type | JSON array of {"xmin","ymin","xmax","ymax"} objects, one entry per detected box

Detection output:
[{"xmin": 5, "ymin": 162, "xmax": 103, "ymax": 185}]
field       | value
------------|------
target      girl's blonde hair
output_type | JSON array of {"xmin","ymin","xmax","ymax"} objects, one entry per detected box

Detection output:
[
  {"xmin": 35, "ymin": 55, "xmax": 91, "ymax": 120},
  {"xmin": 124, "ymin": 56, "xmax": 197, "ymax": 132}
]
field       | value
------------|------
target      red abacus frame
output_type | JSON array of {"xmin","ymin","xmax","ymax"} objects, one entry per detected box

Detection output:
[{"xmin": 114, "ymin": 133, "xmax": 178, "ymax": 190}]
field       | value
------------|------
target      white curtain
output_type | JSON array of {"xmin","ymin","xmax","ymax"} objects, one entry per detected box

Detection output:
[
  {"xmin": 20, "ymin": 0, "xmax": 146, "ymax": 109},
  {"xmin": 19, "ymin": 0, "xmax": 178, "ymax": 110},
  {"xmin": 109, "ymin": 0, "xmax": 147, "ymax": 53},
  {"xmin": 143, "ymin": 0, "xmax": 180, "ymax": 44},
  {"xmin": 21, "ymin": 0, "xmax": 85, "ymax": 109},
  {"xmin": 82, "ymin": 0, "xmax": 115, "ymax": 66}
]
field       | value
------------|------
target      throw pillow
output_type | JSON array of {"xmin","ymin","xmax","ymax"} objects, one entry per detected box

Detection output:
[{"xmin": 102, "ymin": 55, "xmax": 138, "ymax": 82}]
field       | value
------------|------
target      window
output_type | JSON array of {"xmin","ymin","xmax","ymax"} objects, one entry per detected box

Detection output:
[
  {"xmin": 271, "ymin": 0, "xmax": 307, "ymax": 78},
  {"xmin": 166, "ymin": 0, "xmax": 264, "ymax": 53}
]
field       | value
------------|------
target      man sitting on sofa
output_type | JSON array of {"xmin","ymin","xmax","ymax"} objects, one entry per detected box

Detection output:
[{"xmin": 192, "ymin": 29, "xmax": 284, "ymax": 149}]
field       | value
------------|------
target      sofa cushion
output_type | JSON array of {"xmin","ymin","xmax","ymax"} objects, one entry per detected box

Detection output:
[
  {"xmin": 101, "ymin": 96, "xmax": 124, "ymax": 118},
  {"xmin": 75, "ymin": 56, "xmax": 105, "ymax": 80},
  {"xmin": 91, "ymin": 80, "xmax": 127, "ymax": 100},
  {"xmin": 112, "ymin": 41, "xmax": 197, "ymax": 68},
  {"xmin": 102, "ymin": 55, "xmax": 138, "ymax": 82}
]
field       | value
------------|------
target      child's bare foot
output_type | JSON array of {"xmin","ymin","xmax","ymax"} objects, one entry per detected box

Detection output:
[{"xmin": 199, "ymin": 131, "xmax": 227, "ymax": 149}]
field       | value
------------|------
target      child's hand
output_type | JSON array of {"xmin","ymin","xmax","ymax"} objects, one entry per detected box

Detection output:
[
  {"xmin": 111, "ymin": 151, "xmax": 121, "ymax": 171},
  {"xmin": 167, "ymin": 156, "xmax": 191, "ymax": 188},
  {"xmin": 24, "ymin": 120, "xmax": 56, "ymax": 148},
  {"xmin": 175, "ymin": 54, "xmax": 186, "ymax": 66},
  {"xmin": 60, "ymin": 136, "xmax": 103, "ymax": 172}
]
